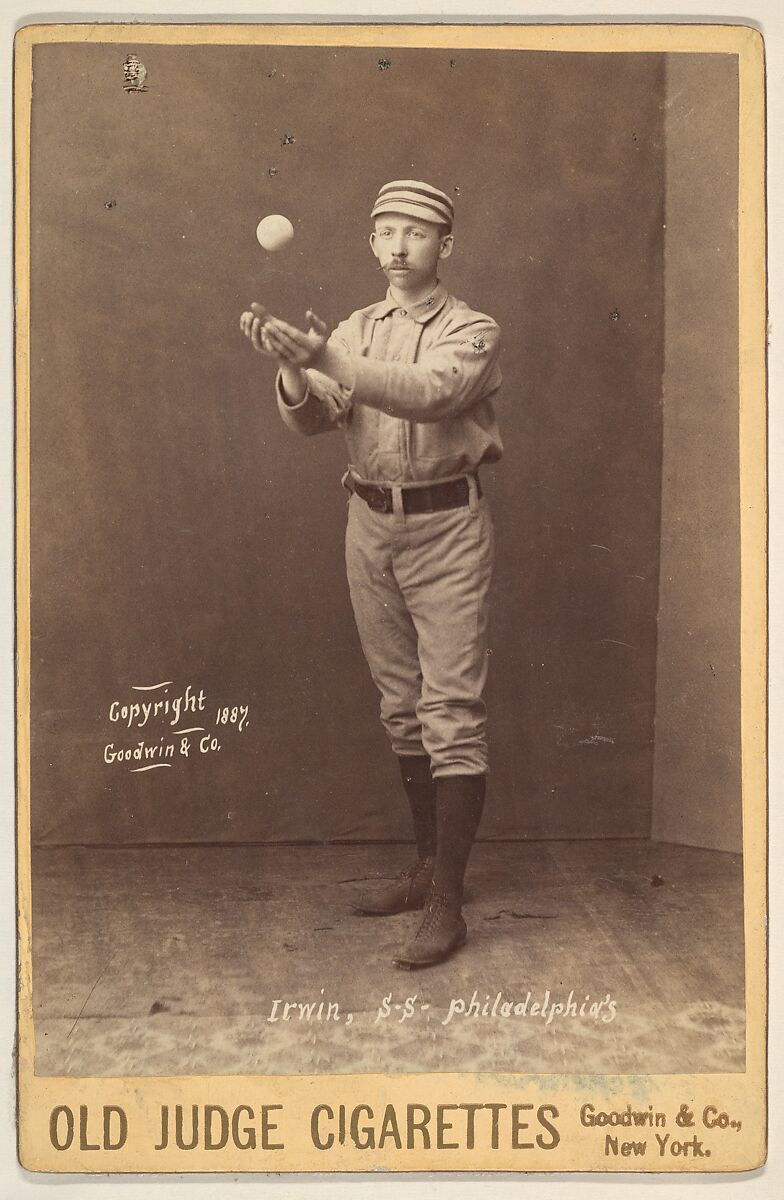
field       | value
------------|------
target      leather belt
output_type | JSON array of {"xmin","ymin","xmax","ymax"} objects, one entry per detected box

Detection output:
[{"xmin": 347, "ymin": 473, "xmax": 482, "ymax": 515}]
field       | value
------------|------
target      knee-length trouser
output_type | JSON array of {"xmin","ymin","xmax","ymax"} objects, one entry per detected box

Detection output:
[{"xmin": 344, "ymin": 478, "xmax": 494, "ymax": 778}]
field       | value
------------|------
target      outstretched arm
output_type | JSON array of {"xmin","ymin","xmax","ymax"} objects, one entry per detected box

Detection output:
[
  {"xmin": 240, "ymin": 302, "xmax": 307, "ymax": 403},
  {"xmin": 240, "ymin": 303, "xmax": 352, "ymax": 437},
  {"xmin": 261, "ymin": 311, "xmax": 501, "ymax": 423}
]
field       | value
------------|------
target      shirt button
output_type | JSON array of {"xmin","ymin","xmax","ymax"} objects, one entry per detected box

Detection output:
[{"xmin": 399, "ymin": 309, "xmax": 407, "ymax": 317}]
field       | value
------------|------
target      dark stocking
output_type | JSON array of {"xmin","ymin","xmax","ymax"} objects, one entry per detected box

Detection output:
[
  {"xmin": 432, "ymin": 773, "xmax": 486, "ymax": 898},
  {"xmin": 398, "ymin": 755, "xmax": 437, "ymax": 858}
]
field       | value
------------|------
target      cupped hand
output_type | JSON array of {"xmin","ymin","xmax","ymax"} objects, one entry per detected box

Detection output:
[
  {"xmin": 259, "ymin": 310, "xmax": 329, "ymax": 368},
  {"xmin": 239, "ymin": 302, "xmax": 280, "ymax": 357}
]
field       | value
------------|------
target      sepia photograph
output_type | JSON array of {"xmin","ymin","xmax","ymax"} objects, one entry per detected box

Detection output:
[{"xmin": 14, "ymin": 20, "xmax": 767, "ymax": 1174}]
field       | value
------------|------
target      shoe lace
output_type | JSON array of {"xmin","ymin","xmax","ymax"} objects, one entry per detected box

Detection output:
[
  {"xmin": 414, "ymin": 891, "xmax": 455, "ymax": 939},
  {"xmin": 398, "ymin": 856, "xmax": 434, "ymax": 884}
]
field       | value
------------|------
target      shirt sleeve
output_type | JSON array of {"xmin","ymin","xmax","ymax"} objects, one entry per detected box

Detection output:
[
  {"xmin": 276, "ymin": 327, "xmax": 354, "ymax": 437},
  {"xmin": 343, "ymin": 317, "xmax": 502, "ymax": 424}
]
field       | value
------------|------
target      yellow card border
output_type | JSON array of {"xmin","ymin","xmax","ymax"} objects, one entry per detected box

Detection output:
[{"xmin": 13, "ymin": 21, "xmax": 768, "ymax": 1174}]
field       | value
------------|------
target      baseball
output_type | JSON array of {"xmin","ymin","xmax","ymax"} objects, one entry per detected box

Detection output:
[{"xmin": 256, "ymin": 214, "xmax": 294, "ymax": 252}]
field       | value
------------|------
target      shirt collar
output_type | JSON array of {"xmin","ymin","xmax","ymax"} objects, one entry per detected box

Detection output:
[{"xmin": 365, "ymin": 280, "xmax": 449, "ymax": 324}]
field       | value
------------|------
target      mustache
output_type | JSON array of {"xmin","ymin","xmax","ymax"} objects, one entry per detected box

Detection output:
[{"xmin": 377, "ymin": 261, "xmax": 410, "ymax": 271}]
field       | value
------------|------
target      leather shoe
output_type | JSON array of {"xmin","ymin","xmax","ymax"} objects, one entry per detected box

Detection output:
[
  {"xmin": 351, "ymin": 856, "xmax": 435, "ymax": 916},
  {"xmin": 392, "ymin": 891, "xmax": 467, "ymax": 967}
]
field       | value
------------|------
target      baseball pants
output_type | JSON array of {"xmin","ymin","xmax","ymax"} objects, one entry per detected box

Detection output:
[{"xmin": 344, "ymin": 475, "xmax": 494, "ymax": 777}]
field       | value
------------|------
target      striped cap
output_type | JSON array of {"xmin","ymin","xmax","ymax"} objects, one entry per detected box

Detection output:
[{"xmin": 371, "ymin": 179, "xmax": 454, "ymax": 228}]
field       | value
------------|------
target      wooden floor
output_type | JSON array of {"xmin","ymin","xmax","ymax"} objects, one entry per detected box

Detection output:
[{"xmin": 31, "ymin": 840, "xmax": 745, "ymax": 1077}]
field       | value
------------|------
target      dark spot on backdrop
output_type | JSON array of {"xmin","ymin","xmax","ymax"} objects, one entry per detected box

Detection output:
[{"xmin": 29, "ymin": 45, "xmax": 665, "ymax": 844}]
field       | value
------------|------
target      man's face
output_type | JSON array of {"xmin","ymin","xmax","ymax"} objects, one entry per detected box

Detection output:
[{"xmin": 370, "ymin": 213, "xmax": 453, "ymax": 292}]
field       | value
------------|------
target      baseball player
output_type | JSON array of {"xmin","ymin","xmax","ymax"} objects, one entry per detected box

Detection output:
[{"xmin": 240, "ymin": 180, "xmax": 503, "ymax": 967}]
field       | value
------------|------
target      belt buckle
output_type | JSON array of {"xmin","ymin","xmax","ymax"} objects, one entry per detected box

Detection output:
[{"xmin": 366, "ymin": 485, "xmax": 391, "ymax": 513}]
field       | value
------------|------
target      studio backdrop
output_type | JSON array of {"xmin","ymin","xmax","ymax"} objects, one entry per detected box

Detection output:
[{"xmin": 27, "ymin": 45, "xmax": 739, "ymax": 849}]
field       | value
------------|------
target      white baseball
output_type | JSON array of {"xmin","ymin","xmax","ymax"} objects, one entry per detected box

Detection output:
[{"xmin": 256, "ymin": 214, "xmax": 294, "ymax": 251}]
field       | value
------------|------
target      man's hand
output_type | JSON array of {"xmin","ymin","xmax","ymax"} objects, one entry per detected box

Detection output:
[
  {"xmin": 239, "ymin": 303, "xmax": 348, "ymax": 405},
  {"xmin": 259, "ymin": 309, "xmax": 329, "ymax": 369},
  {"xmin": 240, "ymin": 302, "xmax": 280, "ymax": 359},
  {"xmin": 240, "ymin": 302, "xmax": 312, "ymax": 404}
]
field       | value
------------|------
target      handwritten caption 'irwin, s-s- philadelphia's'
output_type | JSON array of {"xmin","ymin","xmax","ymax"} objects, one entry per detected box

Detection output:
[{"xmin": 103, "ymin": 681, "xmax": 250, "ymax": 772}]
